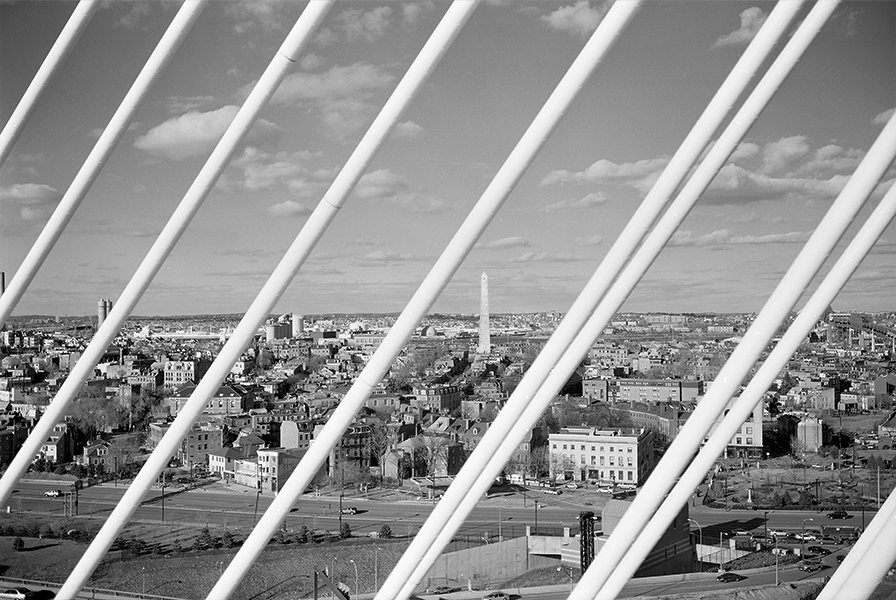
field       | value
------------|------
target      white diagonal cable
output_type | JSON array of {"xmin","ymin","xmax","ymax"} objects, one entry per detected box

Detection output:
[
  {"xmin": 202, "ymin": 2, "xmax": 481, "ymax": 595},
  {"xmin": 0, "ymin": 0, "xmax": 98, "ymax": 166},
  {"xmin": 573, "ymin": 106, "xmax": 896, "ymax": 600},
  {"xmin": 601, "ymin": 179, "xmax": 896, "ymax": 598},
  {"xmin": 818, "ymin": 487, "xmax": 896, "ymax": 599},
  {"xmin": 388, "ymin": 3, "xmax": 812, "ymax": 596},
  {"xmin": 230, "ymin": 5, "xmax": 641, "ymax": 600},
  {"xmin": 0, "ymin": 0, "xmax": 205, "ymax": 329},
  {"xmin": 29, "ymin": 5, "xmax": 336, "ymax": 598}
]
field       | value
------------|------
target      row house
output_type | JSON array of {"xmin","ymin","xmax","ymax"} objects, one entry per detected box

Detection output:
[
  {"xmin": 412, "ymin": 384, "xmax": 462, "ymax": 414},
  {"xmin": 702, "ymin": 393, "xmax": 764, "ymax": 459}
]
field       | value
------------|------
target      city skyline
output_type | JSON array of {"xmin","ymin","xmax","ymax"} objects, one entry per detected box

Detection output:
[{"xmin": 1, "ymin": 1, "xmax": 894, "ymax": 318}]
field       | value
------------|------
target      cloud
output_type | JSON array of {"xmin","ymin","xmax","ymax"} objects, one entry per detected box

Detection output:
[
  {"xmin": 392, "ymin": 121, "xmax": 426, "ymax": 139},
  {"xmin": 353, "ymin": 169, "xmax": 408, "ymax": 199},
  {"xmin": 873, "ymin": 107, "xmax": 895, "ymax": 125},
  {"xmin": 266, "ymin": 200, "xmax": 311, "ymax": 218},
  {"xmin": 218, "ymin": 147, "xmax": 327, "ymax": 196},
  {"xmin": 357, "ymin": 250, "xmax": 423, "ymax": 265},
  {"xmin": 574, "ymin": 235, "xmax": 605, "ymax": 246},
  {"xmin": 336, "ymin": 7, "xmax": 393, "ymax": 41},
  {"xmin": 705, "ymin": 163, "xmax": 848, "ymax": 204},
  {"xmin": 714, "ymin": 7, "xmax": 766, "ymax": 48},
  {"xmin": 795, "ymin": 144, "xmax": 864, "ymax": 177},
  {"xmin": 761, "ymin": 135, "xmax": 809, "ymax": 174},
  {"xmin": 541, "ymin": 1, "xmax": 609, "ymax": 38},
  {"xmin": 224, "ymin": 1, "xmax": 284, "ymax": 34},
  {"xmin": 0, "ymin": 183, "xmax": 63, "ymax": 222},
  {"xmin": 545, "ymin": 191, "xmax": 608, "ymax": 212},
  {"xmin": 166, "ymin": 95, "xmax": 217, "ymax": 113},
  {"xmin": 110, "ymin": 1, "xmax": 154, "ymax": 29},
  {"xmin": 402, "ymin": 2, "xmax": 435, "ymax": 25},
  {"xmin": 541, "ymin": 158, "xmax": 668, "ymax": 187},
  {"xmin": 269, "ymin": 63, "xmax": 394, "ymax": 104},
  {"xmin": 508, "ymin": 251, "xmax": 586, "ymax": 263},
  {"xmin": 669, "ymin": 228, "xmax": 812, "ymax": 247},
  {"xmin": 729, "ymin": 142, "xmax": 760, "ymax": 163},
  {"xmin": 260, "ymin": 63, "xmax": 394, "ymax": 138},
  {"xmin": 475, "ymin": 237, "xmax": 531, "ymax": 250},
  {"xmin": 134, "ymin": 106, "xmax": 282, "ymax": 160}
]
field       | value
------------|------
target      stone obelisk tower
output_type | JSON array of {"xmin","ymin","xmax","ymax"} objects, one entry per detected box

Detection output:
[{"xmin": 478, "ymin": 273, "xmax": 490, "ymax": 354}]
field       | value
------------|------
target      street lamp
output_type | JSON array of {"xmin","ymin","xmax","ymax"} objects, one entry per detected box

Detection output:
[
  {"xmin": 801, "ymin": 518, "xmax": 814, "ymax": 556},
  {"xmin": 688, "ymin": 518, "xmax": 703, "ymax": 571},
  {"xmin": 349, "ymin": 559, "xmax": 359, "ymax": 594},
  {"xmin": 534, "ymin": 500, "xmax": 539, "ymax": 535}
]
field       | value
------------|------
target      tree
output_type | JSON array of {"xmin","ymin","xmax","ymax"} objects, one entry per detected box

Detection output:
[
  {"xmin": 221, "ymin": 530, "xmax": 236, "ymax": 548},
  {"xmin": 367, "ymin": 421, "xmax": 395, "ymax": 475},
  {"xmin": 379, "ymin": 524, "xmax": 393, "ymax": 539},
  {"xmin": 13, "ymin": 537, "xmax": 24, "ymax": 552},
  {"xmin": 194, "ymin": 527, "xmax": 214, "ymax": 551},
  {"xmin": 340, "ymin": 522, "xmax": 352, "ymax": 539}
]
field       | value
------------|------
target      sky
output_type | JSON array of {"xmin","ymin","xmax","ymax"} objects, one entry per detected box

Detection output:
[{"xmin": 1, "ymin": 0, "xmax": 894, "ymax": 318}]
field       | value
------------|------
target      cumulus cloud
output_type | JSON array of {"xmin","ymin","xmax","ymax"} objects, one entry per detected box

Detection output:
[
  {"xmin": 353, "ymin": 169, "xmax": 408, "ymax": 199},
  {"xmin": 224, "ymin": 1, "xmax": 284, "ymax": 34},
  {"xmin": 218, "ymin": 147, "xmax": 326, "ymax": 196},
  {"xmin": 336, "ymin": 6, "xmax": 393, "ymax": 41},
  {"xmin": 761, "ymin": 135, "xmax": 810, "ymax": 174},
  {"xmin": 392, "ymin": 121, "xmax": 426, "ymax": 139},
  {"xmin": 730, "ymin": 142, "xmax": 760, "ymax": 163},
  {"xmin": 402, "ymin": 2, "xmax": 435, "ymax": 25},
  {"xmin": 259, "ymin": 63, "xmax": 394, "ymax": 139},
  {"xmin": 266, "ymin": 200, "xmax": 311, "ymax": 218},
  {"xmin": 541, "ymin": 158, "xmax": 668, "ymax": 186},
  {"xmin": 269, "ymin": 63, "xmax": 394, "ymax": 104},
  {"xmin": 714, "ymin": 7, "xmax": 766, "ymax": 48},
  {"xmin": 545, "ymin": 191, "xmax": 608, "ymax": 212},
  {"xmin": 873, "ymin": 107, "xmax": 895, "ymax": 125},
  {"xmin": 669, "ymin": 228, "xmax": 812, "ymax": 247},
  {"xmin": 705, "ymin": 163, "xmax": 848, "ymax": 204},
  {"xmin": 0, "ymin": 183, "xmax": 62, "ymax": 222},
  {"xmin": 541, "ymin": 1, "xmax": 609, "ymax": 38},
  {"xmin": 134, "ymin": 106, "xmax": 282, "ymax": 160},
  {"xmin": 475, "ymin": 237, "xmax": 531, "ymax": 250}
]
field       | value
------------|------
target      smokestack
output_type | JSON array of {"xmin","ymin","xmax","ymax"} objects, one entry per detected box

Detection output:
[
  {"xmin": 478, "ymin": 273, "xmax": 490, "ymax": 354},
  {"xmin": 97, "ymin": 299, "xmax": 107, "ymax": 329}
]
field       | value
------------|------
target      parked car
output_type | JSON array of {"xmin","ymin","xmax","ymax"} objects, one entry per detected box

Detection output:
[
  {"xmin": 716, "ymin": 572, "xmax": 747, "ymax": 583},
  {"xmin": 807, "ymin": 545, "xmax": 831, "ymax": 556},
  {"xmin": 44, "ymin": 489, "xmax": 62, "ymax": 498},
  {"xmin": 827, "ymin": 510, "xmax": 851, "ymax": 519},
  {"xmin": 483, "ymin": 592, "xmax": 509, "ymax": 600},
  {"xmin": 544, "ymin": 488, "xmax": 562, "ymax": 495},
  {"xmin": 732, "ymin": 529, "xmax": 751, "ymax": 536},
  {"xmin": 793, "ymin": 532, "xmax": 816, "ymax": 541},
  {"xmin": 564, "ymin": 482, "xmax": 579, "ymax": 489},
  {"xmin": 769, "ymin": 529, "xmax": 789, "ymax": 538},
  {"xmin": 432, "ymin": 586, "xmax": 453, "ymax": 594},
  {"xmin": 799, "ymin": 561, "xmax": 826, "ymax": 572},
  {"xmin": 340, "ymin": 506, "xmax": 358, "ymax": 515}
]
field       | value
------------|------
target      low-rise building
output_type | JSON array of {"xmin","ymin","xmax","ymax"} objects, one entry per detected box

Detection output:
[{"xmin": 548, "ymin": 427, "xmax": 656, "ymax": 485}]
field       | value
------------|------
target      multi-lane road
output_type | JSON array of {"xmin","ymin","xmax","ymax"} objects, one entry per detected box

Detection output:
[{"xmin": 8, "ymin": 479, "xmax": 875, "ymax": 541}]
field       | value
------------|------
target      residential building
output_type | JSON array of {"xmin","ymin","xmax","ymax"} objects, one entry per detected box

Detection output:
[
  {"xmin": 612, "ymin": 379, "xmax": 703, "ymax": 405},
  {"xmin": 702, "ymin": 394, "xmax": 764, "ymax": 458},
  {"xmin": 548, "ymin": 427, "xmax": 656, "ymax": 485}
]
